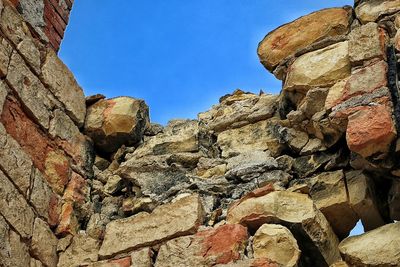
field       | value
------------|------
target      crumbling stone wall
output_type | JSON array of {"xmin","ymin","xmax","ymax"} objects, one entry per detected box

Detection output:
[
  {"xmin": 2, "ymin": 0, "xmax": 400, "ymax": 267},
  {"xmin": 10, "ymin": 0, "xmax": 73, "ymax": 51}
]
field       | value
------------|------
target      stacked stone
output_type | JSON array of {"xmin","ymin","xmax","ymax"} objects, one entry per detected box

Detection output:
[{"xmin": 0, "ymin": 0, "xmax": 90, "ymax": 266}]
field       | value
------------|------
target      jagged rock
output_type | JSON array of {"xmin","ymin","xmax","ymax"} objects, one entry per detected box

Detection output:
[
  {"xmin": 309, "ymin": 170, "xmax": 358, "ymax": 239},
  {"xmin": 214, "ymin": 258, "xmax": 281, "ymax": 267},
  {"xmin": 99, "ymin": 194, "xmax": 204, "ymax": 258},
  {"xmin": 144, "ymin": 122, "xmax": 164, "ymax": 136},
  {"xmin": 284, "ymin": 41, "xmax": 351, "ymax": 94},
  {"xmin": 348, "ymin": 22, "xmax": 386, "ymax": 65},
  {"xmin": 30, "ymin": 218, "xmax": 58, "ymax": 267},
  {"xmin": 292, "ymin": 152, "xmax": 331, "ymax": 178},
  {"xmin": 339, "ymin": 222, "xmax": 400, "ymax": 266},
  {"xmin": 86, "ymin": 94, "xmax": 106, "ymax": 107},
  {"xmin": 300, "ymin": 138, "xmax": 326, "ymax": 155},
  {"xmin": 87, "ymin": 257, "xmax": 131, "ymax": 267},
  {"xmin": 257, "ymin": 7, "xmax": 351, "ymax": 72},
  {"xmin": 121, "ymin": 197, "xmax": 157, "ymax": 214},
  {"xmin": 58, "ymin": 234, "xmax": 100, "ymax": 267},
  {"xmin": 346, "ymin": 104, "xmax": 396, "ymax": 157},
  {"xmin": 198, "ymin": 90, "xmax": 278, "ymax": 132},
  {"xmin": 57, "ymin": 235, "xmax": 73, "ymax": 253},
  {"xmin": 103, "ymin": 175, "xmax": 123, "ymax": 195},
  {"xmin": 355, "ymin": 0, "xmax": 400, "ymax": 24},
  {"xmin": 86, "ymin": 214, "xmax": 110, "ymax": 240},
  {"xmin": 155, "ymin": 224, "xmax": 248, "ymax": 267},
  {"xmin": 299, "ymin": 87, "xmax": 329, "ymax": 119},
  {"xmin": 84, "ymin": 97, "xmax": 149, "ymax": 153},
  {"xmin": 346, "ymin": 171, "xmax": 386, "ymax": 231},
  {"xmin": 330, "ymin": 262, "xmax": 349, "ymax": 267},
  {"xmin": 325, "ymin": 79, "xmax": 349, "ymax": 110},
  {"xmin": 196, "ymin": 157, "xmax": 227, "ymax": 179},
  {"xmin": 217, "ymin": 119, "xmax": 284, "ymax": 158},
  {"xmin": 94, "ymin": 156, "xmax": 111, "ymax": 171},
  {"xmin": 131, "ymin": 248, "xmax": 153, "ymax": 267},
  {"xmin": 253, "ymin": 224, "xmax": 300, "ymax": 267},
  {"xmin": 55, "ymin": 202, "xmax": 79, "ymax": 236},
  {"xmin": 227, "ymin": 190, "xmax": 341, "ymax": 266}
]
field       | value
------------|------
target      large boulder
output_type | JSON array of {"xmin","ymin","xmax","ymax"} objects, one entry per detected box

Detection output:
[
  {"xmin": 257, "ymin": 7, "xmax": 351, "ymax": 72},
  {"xmin": 227, "ymin": 190, "xmax": 341, "ymax": 266},
  {"xmin": 84, "ymin": 97, "xmax": 149, "ymax": 153},
  {"xmin": 339, "ymin": 222, "xmax": 400, "ymax": 266}
]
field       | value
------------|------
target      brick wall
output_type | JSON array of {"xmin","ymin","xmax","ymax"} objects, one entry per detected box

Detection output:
[{"xmin": 10, "ymin": 0, "xmax": 73, "ymax": 51}]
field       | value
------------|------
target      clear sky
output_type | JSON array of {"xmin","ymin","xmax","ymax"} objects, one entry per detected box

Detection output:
[{"xmin": 59, "ymin": 0, "xmax": 364, "ymax": 236}]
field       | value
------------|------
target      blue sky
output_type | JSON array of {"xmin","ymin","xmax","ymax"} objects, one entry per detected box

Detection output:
[
  {"xmin": 59, "ymin": 0, "xmax": 353, "ymax": 125},
  {"xmin": 59, "ymin": 1, "xmax": 364, "ymax": 236}
]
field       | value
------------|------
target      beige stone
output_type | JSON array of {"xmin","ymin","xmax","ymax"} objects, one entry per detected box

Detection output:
[
  {"xmin": 30, "ymin": 168, "xmax": 54, "ymax": 223},
  {"xmin": 99, "ymin": 194, "xmax": 204, "ymax": 258},
  {"xmin": 339, "ymin": 222, "xmax": 400, "ymax": 266},
  {"xmin": 0, "ymin": 216, "xmax": 31, "ymax": 267},
  {"xmin": 217, "ymin": 120, "xmax": 283, "ymax": 158},
  {"xmin": 7, "ymin": 51, "xmax": 54, "ymax": 129},
  {"xmin": 257, "ymin": 7, "xmax": 351, "ymax": 71},
  {"xmin": 41, "ymin": 48, "xmax": 86, "ymax": 127},
  {"xmin": 198, "ymin": 90, "xmax": 278, "ymax": 132},
  {"xmin": 227, "ymin": 191, "xmax": 341, "ymax": 266},
  {"xmin": 310, "ymin": 170, "xmax": 358, "ymax": 239},
  {"xmin": 57, "ymin": 234, "xmax": 100, "ymax": 267},
  {"xmin": 0, "ymin": 169, "xmax": 35, "ymax": 239},
  {"xmin": 0, "ymin": 80, "xmax": 7, "ymax": 112},
  {"xmin": 325, "ymin": 78, "xmax": 349, "ymax": 110},
  {"xmin": 253, "ymin": 224, "xmax": 300, "ymax": 267},
  {"xmin": 131, "ymin": 248, "xmax": 153, "ymax": 267},
  {"xmin": 284, "ymin": 41, "xmax": 351, "ymax": 93},
  {"xmin": 330, "ymin": 261, "xmax": 349, "ymax": 267},
  {"xmin": 0, "ymin": 37, "xmax": 12, "ymax": 78},
  {"xmin": 348, "ymin": 22, "xmax": 386, "ymax": 64},
  {"xmin": 84, "ymin": 96, "xmax": 149, "ymax": 153},
  {"xmin": 30, "ymin": 218, "xmax": 58, "ymax": 267},
  {"xmin": 346, "ymin": 171, "xmax": 385, "ymax": 231},
  {"xmin": 0, "ymin": 122, "xmax": 33, "ymax": 196},
  {"xmin": 356, "ymin": 0, "xmax": 400, "ymax": 24}
]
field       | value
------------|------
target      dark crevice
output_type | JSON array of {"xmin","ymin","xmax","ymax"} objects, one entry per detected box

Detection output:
[{"xmin": 387, "ymin": 46, "xmax": 400, "ymax": 134}]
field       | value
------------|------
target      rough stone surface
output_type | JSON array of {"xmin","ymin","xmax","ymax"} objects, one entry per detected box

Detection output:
[
  {"xmin": 227, "ymin": 191, "xmax": 341, "ymax": 266},
  {"xmin": 253, "ymin": 224, "xmax": 300, "ymax": 267},
  {"xmin": 58, "ymin": 234, "xmax": 101, "ymax": 267},
  {"xmin": 31, "ymin": 218, "xmax": 58, "ymax": 267},
  {"xmin": 84, "ymin": 97, "xmax": 149, "ymax": 153},
  {"xmin": 284, "ymin": 41, "xmax": 351, "ymax": 93},
  {"xmin": 41, "ymin": 48, "xmax": 86, "ymax": 127},
  {"xmin": 339, "ymin": 222, "xmax": 400, "ymax": 266},
  {"xmin": 346, "ymin": 104, "xmax": 396, "ymax": 157},
  {"xmin": 99, "ymin": 194, "xmax": 204, "ymax": 258},
  {"xmin": 309, "ymin": 170, "xmax": 358, "ymax": 239},
  {"xmin": 258, "ymin": 7, "xmax": 351, "ymax": 71},
  {"xmin": 348, "ymin": 22, "xmax": 386, "ymax": 64},
  {"xmin": 355, "ymin": 0, "xmax": 400, "ymax": 23},
  {"xmin": 0, "ymin": 169, "xmax": 35, "ymax": 239},
  {"xmin": 131, "ymin": 248, "xmax": 153, "ymax": 267}
]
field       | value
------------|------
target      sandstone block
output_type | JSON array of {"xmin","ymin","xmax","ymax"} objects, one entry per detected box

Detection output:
[
  {"xmin": 7, "ymin": 51, "xmax": 54, "ymax": 129},
  {"xmin": 155, "ymin": 224, "xmax": 248, "ymax": 266},
  {"xmin": 58, "ymin": 234, "xmax": 100, "ymax": 267},
  {"xmin": 339, "ymin": 222, "xmax": 400, "ymax": 266},
  {"xmin": 346, "ymin": 171, "xmax": 385, "ymax": 231},
  {"xmin": 284, "ymin": 41, "xmax": 351, "ymax": 93},
  {"xmin": 309, "ymin": 170, "xmax": 358, "ymax": 239},
  {"xmin": 355, "ymin": 0, "xmax": 400, "ymax": 24},
  {"xmin": 41, "ymin": 48, "xmax": 86, "ymax": 127},
  {"xmin": 55, "ymin": 202, "xmax": 79, "ymax": 236},
  {"xmin": 0, "ymin": 217, "xmax": 31, "ymax": 267},
  {"xmin": 84, "ymin": 97, "xmax": 149, "ymax": 153},
  {"xmin": 44, "ymin": 149, "xmax": 71, "ymax": 195},
  {"xmin": 227, "ymin": 191, "xmax": 341, "ymax": 266},
  {"xmin": 0, "ymin": 169, "xmax": 35, "ymax": 239},
  {"xmin": 346, "ymin": 104, "xmax": 396, "ymax": 157},
  {"xmin": 131, "ymin": 248, "xmax": 153, "ymax": 267},
  {"xmin": 217, "ymin": 120, "xmax": 283, "ymax": 158},
  {"xmin": 348, "ymin": 22, "xmax": 386, "ymax": 64},
  {"xmin": 30, "ymin": 218, "xmax": 58, "ymax": 267},
  {"xmin": 198, "ymin": 90, "xmax": 278, "ymax": 132},
  {"xmin": 253, "ymin": 224, "xmax": 300, "ymax": 267},
  {"xmin": 258, "ymin": 7, "xmax": 351, "ymax": 71},
  {"xmin": 0, "ymin": 37, "xmax": 12, "ymax": 78},
  {"xmin": 99, "ymin": 194, "xmax": 204, "ymax": 258}
]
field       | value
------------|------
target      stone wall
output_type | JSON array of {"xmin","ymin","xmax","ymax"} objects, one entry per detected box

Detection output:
[
  {"xmin": 1, "ymin": 0, "xmax": 400, "ymax": 267},
  {"xmin": 10, "ymin": 0, "xmax": 73, "ymax": 51}
]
